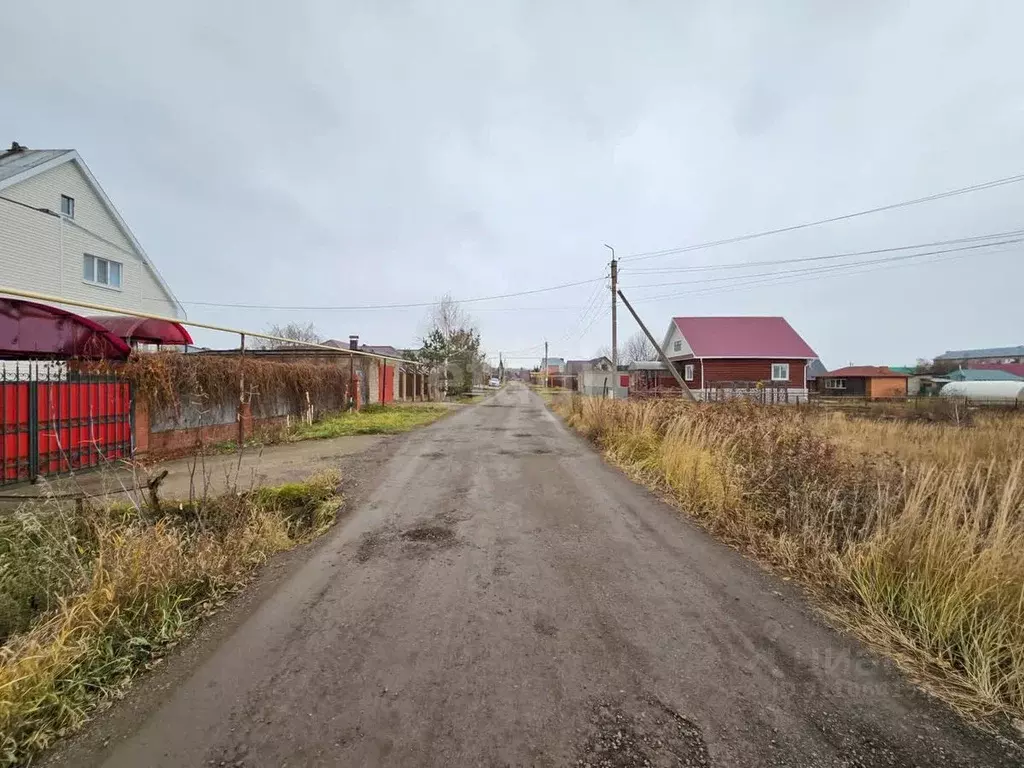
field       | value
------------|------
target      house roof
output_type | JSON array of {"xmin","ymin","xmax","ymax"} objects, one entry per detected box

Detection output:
[
  {"xmin": 826, "ymin": 366, "xmax": 908, "ymax": 378},
  {"xmin": 360, "ymin": 344, "xmax": 402, "ymax": 358},
  {"xmin": 968, "ymin": 362, "xmax": 1024, "ymax": 377},
  {"xmin": 671, "ymin": 316, "xmax": 817, "ymax": 359},
  {"xmin": 544, "ymin": 357, "xmax": 566, "ymax": 365},
  {"xmin": 0, "ymin": 144, "xmax": 184, "ymax": 318},
  {"xmin": 0, "ymin": 147, "xmax": 70, "ymax": 184},
  {"xmin": 946, "ymin": 368, "xmax": 1023, "ymax": 382},
  {"xmin": 805, "ymin": 359, "xmax": 829, "ymax": 379},
  {"xmin": 935, "ymin": 346, "xmax": 1024, "ymax": 361}
]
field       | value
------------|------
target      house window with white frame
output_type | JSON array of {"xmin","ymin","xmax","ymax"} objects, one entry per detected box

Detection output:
[
  {"xmin": 83, "ymin": 254, "xmax": 122, "ymax": 289},
  {"xmin": 673, "ymin": 340, "xmax": 682, "ymax": 352},
  {"xmin": 824, "ymin": 378, "xmax": 846, "ymax": 390},
  {"xmin": 60, "ymin": 195, "xmax": 75, "ymax": 218},
  {"xmin": 683, "ymin": 364, "xmax": 694, "ymax": 381},
  {"xmin": 771, "ymin": 362, "xmax": 790, "ymax": 381}
]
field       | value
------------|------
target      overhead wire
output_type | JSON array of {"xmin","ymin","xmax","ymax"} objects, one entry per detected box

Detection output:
[
  {"xmin": 619, "ymin": 229, "xmax": 1024, "ymax": 275},
  {"xmin": 169, "ymin": 275, "xmax": 608, "ymax": 311},
  {"xmin": 620, "ymin": 171, "xmax": 1024, "ymax": 262},
  {"xmin": 620, "ymin": 237, "xmax": 1024, "ymax": 292},
  {"xmin": 627, "ymin": 239, "xmax": 1020, "ymax": 303}
]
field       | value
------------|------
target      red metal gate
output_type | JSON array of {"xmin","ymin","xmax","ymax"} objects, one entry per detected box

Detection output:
[
  {"xmin": 379, "ymin": 362, "xmax": 395, "ymax": 404},
  {"xmin": 1, "ymin": 367, "xmax": 133, "ymax": 485}
]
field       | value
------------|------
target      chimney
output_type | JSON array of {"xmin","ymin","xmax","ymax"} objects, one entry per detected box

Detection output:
[{"xmin": 349, "ymin": 334, "xmax": 359, "ymax": 351}]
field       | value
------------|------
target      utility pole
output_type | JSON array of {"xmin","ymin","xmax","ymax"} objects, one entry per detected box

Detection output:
[
  {"xmin": 605, "ymin": 244, "xmax": 617, "ymax": 397},
  {"xmin": 617, "ymin": 288, "xmax": 695, "ymax": 401},
  {"xmin": 543, "ymin": 340, "xmax": 549, "ymax": 388}
]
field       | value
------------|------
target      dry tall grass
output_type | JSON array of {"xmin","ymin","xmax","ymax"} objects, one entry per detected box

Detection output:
[
  {"xmin": 559, "ymin": 396, "xmax": 1024, "ymax": 724},
  {"xmin": 0, "ymin": 471, "xmax": 342, "ymax": 767}
]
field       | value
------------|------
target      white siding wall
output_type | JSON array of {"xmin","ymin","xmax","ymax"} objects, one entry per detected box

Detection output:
[
  {"xmin": 662, "ymin": 324, "xmax": 694, "ymax": 360},
  {"xmin": 0, "ymin": 161, "xmax": 180, "ymax": 317},
  {"xmin": 3, "ymin": 161, "xmax": 132, "ymax": 251}
]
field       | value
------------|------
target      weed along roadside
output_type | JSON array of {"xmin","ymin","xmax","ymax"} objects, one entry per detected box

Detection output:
[
  {"xmin": 289, "ymin": 403, "xmax": 451, "ymax": 440},
  {"xmin": 554, "ymin": 395, "xmax": 1024, "ymax": 733},
  {"xmin": 0, "ymin": 472, "xmax": 343, "ymax": 768}
]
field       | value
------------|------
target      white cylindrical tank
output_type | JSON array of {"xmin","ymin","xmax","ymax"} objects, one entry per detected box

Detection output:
[{"xmin": 939, "ymin": 380, "xmax": 1024, "ymax": 404}]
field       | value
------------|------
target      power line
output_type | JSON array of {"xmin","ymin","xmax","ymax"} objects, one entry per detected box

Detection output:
[
  {"xmin": 629, "ymin": 239, "xmax": 1020, "ymax": 303},
  {"xmin": 169, "ymin": 275, "xmax": 607, "ymax": 311},
  {"xmin": 621, "ymin": 172, "xmax": 1024, "ymax": 262},
  {"xmin": 620, "ymin": 229, "xmax": 1024, "ymax": 275},
  {"xmin": 557, "ymin": 274, "xmax": 608, "ymax": 344},
  {"xmin": 621, "ymin": 237, "xmax": 1024, "ymax": 291},
  {"xmin": 647, "ymin": 243, "xmax": 1021, "ymax": 304}
]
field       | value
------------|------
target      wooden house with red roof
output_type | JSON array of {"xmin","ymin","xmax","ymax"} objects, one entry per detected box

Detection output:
[
  {"xmin": 820, "ymin": 366, "xmax": 909, "ymax": 399},
  {"xmin": 657, "ymin": 316, "xmax": 818, "ymax": 403}
]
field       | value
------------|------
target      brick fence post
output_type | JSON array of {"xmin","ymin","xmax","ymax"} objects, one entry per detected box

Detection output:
[
  {"xmin": 238, "ymin": 402, "xmax": 253, "ymax": 445},
  {"xmin": 134, "ymin": 399, "xmax": 150, "ymax": 455}
]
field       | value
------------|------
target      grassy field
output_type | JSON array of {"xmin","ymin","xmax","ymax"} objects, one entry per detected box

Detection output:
[
  {"xmin": 556, "ymin": 396, "xmax": 1024, "ymax": 727},
  {"xmin": 0, "ymin": 472, "xmax": 343, "ymax": 767},
  {"xmin": 289, "ymin": 404, "xmax": 450, "ymax": 440}
]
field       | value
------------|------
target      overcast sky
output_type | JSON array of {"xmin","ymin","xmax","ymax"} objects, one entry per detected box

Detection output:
[{"xmin": 3, "ymin": 1, "xmax": 1023, "ymax": 367}]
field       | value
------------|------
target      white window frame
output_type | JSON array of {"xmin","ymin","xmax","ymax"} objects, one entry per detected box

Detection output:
[
  {"xmin": 771, "ymin": 362, "xmax": 790, "ymax": 382},
  {"xmin": 824, "ymin": 378, "xmax": 846, "ymax": 390},
  {"xmin": 673, "ymin": 340, "xmax": 682, "ymax": 352},
  {"xmin": 683, "ymin": 363, "xmax": 694, "ymax": 381},
  {"xmin": 60, "ymin": 194, "xmax": 75, "ymax": 218},
  {"xmin": 83, "ymin": 254, "xmax": 123, "ymax": 290}
]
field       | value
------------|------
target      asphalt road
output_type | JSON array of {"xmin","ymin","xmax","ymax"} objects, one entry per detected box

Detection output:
[{"xmin": 67, "ymin": 383, "xmax": 1017, "ymax": 767}]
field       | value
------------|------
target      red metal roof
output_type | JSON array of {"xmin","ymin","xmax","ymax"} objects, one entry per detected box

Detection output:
[
  {"xmin": 826, "ymin": 366, "xmax": 908, "ymax": 378},
  {"xmin": 0, "ymin": 299, "xmax": 131, "ymax": 359},
  {"xmin": 88, "ymin": 315, "xmax": 193, "ymax": 346},
  {"xmin": 672, "ymin": 316, "xmax": 817, "ymax": 359}
]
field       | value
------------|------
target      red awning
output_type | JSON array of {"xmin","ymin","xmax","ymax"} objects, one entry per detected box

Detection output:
[
  {"xmin": 0, "ymin": 299, "xmax": 132, "ymax": 359},
  {"xmin": 88, "ymin": 315, "xmax": 193, "ymax": 346}
]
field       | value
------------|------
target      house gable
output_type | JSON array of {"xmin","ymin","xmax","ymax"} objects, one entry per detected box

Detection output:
[
  {"xmin": 0, "ymin": 150, "xmax": 183, "ymax": 317},
  {"xmin": 661, "ymin": 321, "xmax": 694, "ymax": 360}
]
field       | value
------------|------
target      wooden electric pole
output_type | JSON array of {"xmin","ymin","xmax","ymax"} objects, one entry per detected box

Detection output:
[
  {"xmin": 543, "ymin": 340, "xmax": 549, "ymax": 388},
  {"xmin": 605, "ymin": 244, "xmax": 617, "ymax": 396},
  {"xmin": 617, "ymin": 289, "xmax": 695, "ymax": 401}
]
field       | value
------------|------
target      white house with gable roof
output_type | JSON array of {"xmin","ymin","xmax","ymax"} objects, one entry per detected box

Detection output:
[{"xmin": 0, "ymin": 141, "xmax": 184, "ymax": 318}]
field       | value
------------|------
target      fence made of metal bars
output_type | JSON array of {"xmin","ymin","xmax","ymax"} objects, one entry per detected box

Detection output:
[{"xmin": 1, "ymin": 361, "xmax": 132, "ymax": 486}]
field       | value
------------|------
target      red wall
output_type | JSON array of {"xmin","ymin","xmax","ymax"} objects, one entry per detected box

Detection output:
[{"xmin": 680, "ymin": 358, "xmax": 807, "ymax": 388}]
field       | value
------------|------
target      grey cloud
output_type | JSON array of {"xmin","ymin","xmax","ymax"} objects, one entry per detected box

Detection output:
[{"xmin": 1, "ymin": 1, "xmax": 1022, "ymax": 365}]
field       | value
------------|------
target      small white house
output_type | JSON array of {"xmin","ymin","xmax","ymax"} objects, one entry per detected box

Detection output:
[{"xmin": 0, "ymin": 142, "xmax": 183, "ymax": 318}]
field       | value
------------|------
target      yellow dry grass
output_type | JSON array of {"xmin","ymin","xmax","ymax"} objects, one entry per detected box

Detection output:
[
  {"xmin": 558, "ymin": 396, "xmax": 1024, "ymax": 725},
  {"xmin": 0, "ymin": 471, "xmax": 341, "ymax": 767}
]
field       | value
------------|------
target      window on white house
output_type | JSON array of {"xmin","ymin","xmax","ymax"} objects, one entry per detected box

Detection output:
[
  {"xmin": 83, "ymin": 254, "xmax": 122, "ymax": 288},
  {"xmin": 771, "ymin": 363, "xmax": 790, "ymax": 381},
  {"xmin": 824, "ymin": 378, "xmax": 846, "ymax": 390},
  {"xmin": 673, "ymin": 340, "xmax": 682, "ymax": 352},
  {"xmin": 60, "ymin": 195, "xmax": 75, "ymax": 218},
  {"xmin": 684, "ymin": 364, "xmax": 694, "ymax": 381}
]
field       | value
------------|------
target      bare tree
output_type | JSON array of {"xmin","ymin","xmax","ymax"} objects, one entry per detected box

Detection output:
[
  {"xmin": 419, "ymin": 294, "xmax": 485, "ymax": 397},
  {"xmin": 593, "ymin": 345, "xmax": 612, "ymax": 360},
  {"xmin": 622, "ymin": 331, "xmax": 657, "ymax": 364},
  {"xmin": 250, "ymin": 322, "xmax": 323, "ymax": 350}
]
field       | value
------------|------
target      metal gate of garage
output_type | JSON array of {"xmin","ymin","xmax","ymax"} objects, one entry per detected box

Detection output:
[{"xmin": 0, "ymin": 363, "xmax": 133, "ymax": 486}]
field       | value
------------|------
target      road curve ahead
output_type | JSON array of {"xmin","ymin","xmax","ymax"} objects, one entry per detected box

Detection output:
[{"xmin": 84, "ymin": 383, "xmax": 1014, "ymax": 767}]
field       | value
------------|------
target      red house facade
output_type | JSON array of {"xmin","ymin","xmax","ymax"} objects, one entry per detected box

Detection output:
[{"xmin": 660, "ymin": 316, "xmax": 818, "ymax": 403}]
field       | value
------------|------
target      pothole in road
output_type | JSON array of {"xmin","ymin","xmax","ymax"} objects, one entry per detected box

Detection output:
[
  {"xmin": 401, "ymin": 525, "xmax": 455, "ymax": 543},
  {"xmin": 576, "ymin": 696, "xmax": 709, "ymax": 767},
  {"xmin": 355, "ymin": 520, "xmax": 461, "ymax": 563}
]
